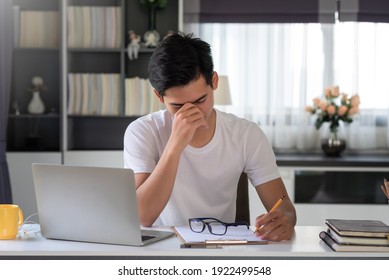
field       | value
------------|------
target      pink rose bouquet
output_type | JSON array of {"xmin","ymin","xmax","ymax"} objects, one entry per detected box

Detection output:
[{"xmin": 305, "ymin": 86, "xmax": 360, "ymax": 138}]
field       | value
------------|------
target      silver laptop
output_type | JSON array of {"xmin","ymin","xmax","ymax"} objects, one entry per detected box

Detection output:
[{"xmin": 32, "ymin": 163, "xmax": 174, "ymax": 246}]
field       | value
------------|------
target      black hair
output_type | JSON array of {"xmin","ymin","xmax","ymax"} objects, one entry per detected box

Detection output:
[{"xmin": 148, "ymin": 32, "xmax": 214, "ymax": 96}]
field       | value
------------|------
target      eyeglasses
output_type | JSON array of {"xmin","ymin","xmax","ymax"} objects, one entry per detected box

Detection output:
[{"xmin": 189, "ymin": 217, "xmax": 249, "ymax": 235}]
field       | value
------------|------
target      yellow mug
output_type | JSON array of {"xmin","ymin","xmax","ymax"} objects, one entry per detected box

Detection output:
[{"xmin": 0, "ymin": 204, "xmax": 24, "ymax": 240}]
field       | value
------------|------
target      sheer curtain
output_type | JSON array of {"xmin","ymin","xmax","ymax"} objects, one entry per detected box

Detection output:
[
  {"xmin": 187, "ymin": 22, "xmax": 389, "ymax": 152},
  {"xmin": 333, "ymin": 23, "xmax": 389, "ymax": 150}
]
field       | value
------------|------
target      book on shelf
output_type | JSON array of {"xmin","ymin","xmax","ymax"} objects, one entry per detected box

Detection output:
[
  {"xmin": 136, "ymin": 79, "xmax": 150, "ymax": 116},
  {"xmin": 100, "ymin": 74, "xmax": 120, "ymax": 115},
  {"xmin": 325, "ymin": 219, "xmax": 389, "ymax": 238},
  {"xmin": 67, "ymin": 74, "xmax": 75, "ymax": 114},
  {"xmin": 125, "ymin": 77, "xmax": 164, "ymax": 116},
  {"xmin": 18, "ymin": 10, "xmax": 59, "ymax": 48},
  {"xmin": 88, "ymin": 74, "xmax": 98, "ymax": 115},
  {"xmin": 67, "ymin": 73, "xmax": 121, "ymax": 116},
  {"xmin": 81, "ymin": 74, "xmax": 89, "ymax": 115},
  {"xmin": 319, "ymin": 230, "xmax": 389, "ymax": 252},
  {"xmin": 67, "ymin": 6, "xmax": 121, "ymax": 48},
  {"xmin": 74, "ymin": 74, "xmax": 82, "ymax": 114},
  {"xmin": 109, "ymin": 74, "xmax": 120, "ymax": 115},
  {"xmin": 82, "ymin": 6, "xmax": 91, "ymax": 48},
  {"xmin": 124, "ymin": 77, "xmax": 139, "ymax": 116}
]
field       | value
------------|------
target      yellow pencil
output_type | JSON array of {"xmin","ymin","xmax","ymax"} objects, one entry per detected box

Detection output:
[
  {"xmin": 255, "ymin": 195, "xmax": 285, "ymax": 233},
  {"xmin": 269, "ymin": 195, "xmax": 285, "ymax": 212}
]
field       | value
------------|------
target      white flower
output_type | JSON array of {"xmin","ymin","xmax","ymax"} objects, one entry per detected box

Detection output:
[{"xmin": 28, "ymin": 76, "xmax": 47, "ymax": 93}]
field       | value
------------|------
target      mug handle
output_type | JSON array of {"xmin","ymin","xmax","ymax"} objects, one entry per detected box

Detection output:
[{"xmin": 18, "ymin": 207, "xmax": 24, "ymax": 227}]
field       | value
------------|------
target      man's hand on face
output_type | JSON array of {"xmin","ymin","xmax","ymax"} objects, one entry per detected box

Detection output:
[{"xmin": 170, "ymin": 103, "xmax": 208, "ymax": 151}]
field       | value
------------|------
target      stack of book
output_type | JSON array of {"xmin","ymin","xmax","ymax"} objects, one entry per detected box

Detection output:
[
  {"xmin": 124, "ymin": 77, "xmax": 165, "ymax": 116},
  {"xmin": 320, "ymin": 219, "xmax": 389, "ymax": 252},
  {"xmin": 67, "ymin": 73, "xmax": 121, "ymax": 116},
  {"xmin": 14, "ymin": 8, "xmax": 59, "ymax": 48},
  {"xmin": 67, "ymin": 6, "xmax": 122, "ymax": 49}
]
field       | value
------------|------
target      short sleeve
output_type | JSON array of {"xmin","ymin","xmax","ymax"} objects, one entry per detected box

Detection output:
[
  {"xmin": 243, "ymin": 124, "xmax": 281, "ymax": 187},
  {"xmin": 123, "ymin": 120, "xmax": 158, "ymax": 173}
]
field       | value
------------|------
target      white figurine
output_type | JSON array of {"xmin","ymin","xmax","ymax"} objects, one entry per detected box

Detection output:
[
  {"xmin": 144, "ymin": 30, "xmax": 160, "ymax": 48},
  {"xmin": 127, "ymin": 30, "xmax": 141, "ymax": 60}
]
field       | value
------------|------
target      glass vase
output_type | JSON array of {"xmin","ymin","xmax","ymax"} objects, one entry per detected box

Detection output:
[{"xmin": 321, "ymin": 127, "xmax": 346, "ymax": 157}]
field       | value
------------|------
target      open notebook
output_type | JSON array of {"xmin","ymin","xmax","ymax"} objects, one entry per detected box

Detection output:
[{"xmin": 32, "ymin": 164, "xmax": 174, "ymax": 246}]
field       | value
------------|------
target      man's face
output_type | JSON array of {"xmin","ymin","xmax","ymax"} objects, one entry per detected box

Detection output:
[{"xmin": 159, "ymin": 73, "xmax": 218, "ymax": 122}]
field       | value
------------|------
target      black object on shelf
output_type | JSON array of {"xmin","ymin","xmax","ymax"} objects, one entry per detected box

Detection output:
[{"xmin": 25, "ymin": 135, "xmax": 43, "ymax": 150}]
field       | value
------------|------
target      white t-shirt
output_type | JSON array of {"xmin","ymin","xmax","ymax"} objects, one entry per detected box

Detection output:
[{"xmin": 123, "ymin": 109, "xmax": 280, "ymax": 226}]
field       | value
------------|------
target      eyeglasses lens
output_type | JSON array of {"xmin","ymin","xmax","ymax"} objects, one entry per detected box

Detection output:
[
  {"xmin": 189, "ymin": 219, "xmax": 205, "ymax": 232},
  {"xmin": 207, "ymin": 221, "xmax": 226, "ymax": 235}
]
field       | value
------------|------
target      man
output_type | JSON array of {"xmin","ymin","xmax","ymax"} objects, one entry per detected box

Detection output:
[{"xmin": 124, "ymin": 33, "xmax": 296, "ymax": 241}]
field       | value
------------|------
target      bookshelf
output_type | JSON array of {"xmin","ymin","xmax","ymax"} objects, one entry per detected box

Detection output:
[
  {"xmin": 8, "ymin": 0, "xmax": 60, "ymax": 151},
  {"xmin": 64, "ymin": 0, "xmax": 180, "ymax": 150},
  {"xmin": 7, "ymin": 0, "xmax": 182, "ymax": 216},
  {"xmin": 8, "ymin": 0, "xmax": 182, "ymax": 152}
]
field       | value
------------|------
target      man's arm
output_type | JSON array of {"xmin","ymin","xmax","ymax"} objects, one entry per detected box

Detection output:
[
  {"xmin": 134, "ymin": 144, "xmax": 181, "ymax": 226},
  {"xmin": 254, "ymin": 177, "xmax": 297, "ymax": 241},
  {"xmin": 135, "ymin": 104, "xmax": 208, "ymax": 226}
]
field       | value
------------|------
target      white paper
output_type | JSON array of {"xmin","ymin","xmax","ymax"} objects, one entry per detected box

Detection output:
[{"xmin": 174, "ymin": 225, "xmax": 266, "ymax": 243}]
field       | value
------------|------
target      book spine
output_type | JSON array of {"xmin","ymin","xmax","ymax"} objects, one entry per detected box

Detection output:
[
  {"xmin": 319, "ymin": 231, "xmax": 337, "ymax": 252},
  {"xmin": 81, "ymin": 74, "xmax": 89, "ymax": 115},
  {"xmin": 67, "ymin": 73, "xmax": 75, "ymax": 114}
]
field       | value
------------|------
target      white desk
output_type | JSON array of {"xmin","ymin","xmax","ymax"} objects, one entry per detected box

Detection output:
[{"xmin": 0, "ymin": 226, "xmax": 388, "ymax": 258}]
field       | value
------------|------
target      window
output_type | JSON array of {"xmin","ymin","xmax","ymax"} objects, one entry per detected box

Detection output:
[{"xmin": 191, "ymin": 22, "xmax": 389, "ymax": 151}]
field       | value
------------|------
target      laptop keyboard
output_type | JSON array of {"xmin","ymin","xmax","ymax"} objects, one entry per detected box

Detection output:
[{"xmin": 141, "ymin": 235, "xmax": 156, "ymax": 242}]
